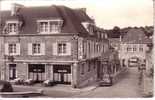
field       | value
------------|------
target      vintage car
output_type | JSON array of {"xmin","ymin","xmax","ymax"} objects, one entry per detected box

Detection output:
[
  {"xmin": 0, "ymin": 80, "xmax": 13, "ymax": 92},
  {"xmin": 99, "ymin": 74, "xmax": 113, "ymax": 86}
]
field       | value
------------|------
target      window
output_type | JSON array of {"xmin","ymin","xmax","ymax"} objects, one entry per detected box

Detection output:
[
  {"xmin": 32, "ymin": 43, "xmax": 41, "ymax": 54},
  {"xmin": 94, "ymin": 61, "xmax": 96, "ymax": 69},
  {"xmin": 8, "ymin": 23, "xmax": 18, "ymax": 33},
  {"xmin": 5, "ymin": 43, "xmax": 20, "ymax": 55},
  {"xmin": 88, "ymin": 42, "xmax": 91, "ymax": 54},
  {"xmin": 4, "ymin": 21, "xmax": 20, "ymax": 34},
  {"xmin": 50, "ymin": 21, "xmax": 60, "ymax": 33},
  {"xmin": 40, "ymin": 22, "xmax": 48, "ymax": 32},
  {"xmin": 139, "ymin": 45, "xmax": 143, "ymax": 52},
  {"xmin": 58, "ymin": 43, "xmax": 67, "ymax": 54},
  {"xmin": 53, "ymin": 42, "xmax": 71, "ymax": 56},
  {"xmin": 37, "ymin": 19, "xmax": 63, "ymax": 34},
  {"xmin": 88, "ymin": 62, "xmax": 91, "ymax": 72},
  {"xmin": 133, "ymin": 45, "xmax": 137, "ymax": 52},
  {"xmin": 9, "ymin": 44, "xmax": 16, "ymax": 54},
  {"xmin": 28, "ymin": 43, "xmax": 45, "ymax": 56},
  {"xmin": 81, "ymin": 63, "xmax": 85, "ymax": 75},
  {"xmin": 127, "ymin": 45, "xmax": 132, "ymax": 52},
  {"xmin": 9, "ymin": 64, "xmax": 17, "ymax": 80}
]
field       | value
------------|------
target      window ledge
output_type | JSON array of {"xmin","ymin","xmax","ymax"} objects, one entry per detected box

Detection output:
[
  {"xmin": 57, "ymin": 54, "xmax": 70, "ymax": 56},
  {"xmin": 39, "ymin": 32, "xmax": 60, "ymax": 34},
  {"xmin": 32, "ymin": 54, "xmax": 44, "ymax": 56},
  {"xmin": 8, "ymin": 32, "xmax": 18, "ymax": 35}
]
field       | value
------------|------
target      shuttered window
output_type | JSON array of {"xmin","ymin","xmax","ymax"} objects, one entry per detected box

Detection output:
[
  {"xmin": 5, "ymin": 43, "xmax": 20, "ymax": 55},
  {"xmin": 28, "ymin": 43, "xmax": 45, "ymax": 55},
  {"xmin": 53, "ymin": 42, "xmax": 71, "ymax": 56}
]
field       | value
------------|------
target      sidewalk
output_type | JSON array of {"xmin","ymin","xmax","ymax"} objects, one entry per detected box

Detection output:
[
  {"xmin": 13, "ymin": 82, "xmax": 99, "ymax": 93},
  {"xmin": 138, "ymin": 70, "xmax": 153, "ymax": 97}
]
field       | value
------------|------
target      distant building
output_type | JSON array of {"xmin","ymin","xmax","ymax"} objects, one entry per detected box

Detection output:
[
  {"xmin": 0, "ymin": 4, "xmax": 109, "ymax": 88},
  {"xmin": 119, "ymin": 28, "xmax": 152, "ymax": 67}
]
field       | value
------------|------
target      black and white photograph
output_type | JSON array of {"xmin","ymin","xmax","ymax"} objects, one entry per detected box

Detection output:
[{"xmin": 0, "ymin": 0, "xmax": 154, "ymax": 98}]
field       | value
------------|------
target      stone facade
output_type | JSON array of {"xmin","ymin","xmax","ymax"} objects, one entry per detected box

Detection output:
[{"xmin": 0, "ymin": 4, "xmax": 108, "ymax": 88}]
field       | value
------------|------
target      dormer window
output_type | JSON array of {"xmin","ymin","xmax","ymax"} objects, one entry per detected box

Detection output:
[
  {"xmin": 4, "ymin": 20, "xmax": 20, "ymax": 35},
  {"xmin": 37, "ymin": 19, "xmax": 63, "ymax": 34},
  {"xmin": 40, "ymin": 22, "xmax": 48, "ymax": 32},
  {"xmin": 81, "ymin": 22, "xmax": 94, "ymax": 35}
]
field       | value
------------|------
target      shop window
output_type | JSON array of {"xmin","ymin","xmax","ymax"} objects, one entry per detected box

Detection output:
[
  {"xmin": 81, "ymin": 63, "xmax": 85, "ymax": 75},
  {"xmin": 88, "ymin": 62, "xmax": 91, "ymax": 72}
]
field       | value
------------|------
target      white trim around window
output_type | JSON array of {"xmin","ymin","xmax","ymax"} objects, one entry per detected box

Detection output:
[
  {"xmin": 28, "ymin": 43, "xmax": 45, "ymax": 56},
  {"xmin": 53, "ymin": 42, "xmax": 71, "ymax": 56},
  {"xmin": 5, "ymin": 43, "xmax": 20, "ymax": 56},
  {"xmin": 37, "ymin": 19, "xmax": 63, "ymax": 34}
]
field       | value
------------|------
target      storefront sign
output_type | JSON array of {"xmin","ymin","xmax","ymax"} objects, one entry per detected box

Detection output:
[{"xmin": 57, "ymin": 70, "xmax": 68, "ymax": 73}]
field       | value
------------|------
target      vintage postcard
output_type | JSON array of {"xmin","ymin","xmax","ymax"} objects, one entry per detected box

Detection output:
[{"xmin": 0, "ymin": 0, "xmax": 154, "ymax": 98}]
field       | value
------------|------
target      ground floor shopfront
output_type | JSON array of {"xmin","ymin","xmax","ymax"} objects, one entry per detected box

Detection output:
[{"xmin": 1, "ymin": 59, "xmax": 99, "ymax": 88}]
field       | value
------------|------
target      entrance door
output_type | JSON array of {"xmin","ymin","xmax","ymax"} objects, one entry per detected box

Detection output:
[
  {"xmin": 53, "ymin": 65, "xmax": 71, "ymax": 84},
  {"xmin": 28, "ymin": 64, "xmax": 45, "ymax": 83},
  {"xmin": 9, "ymin": 64, "xmax": 17, "ymax": 80}
]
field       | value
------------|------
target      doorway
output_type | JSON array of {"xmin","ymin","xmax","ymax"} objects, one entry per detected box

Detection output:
[{"xmin": 9, "ymin": 64, "xmax": 17, "ymax": 80}]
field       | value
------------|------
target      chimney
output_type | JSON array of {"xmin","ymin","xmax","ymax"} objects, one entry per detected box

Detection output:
[
  {"xmin": 80, "ymin": 8, "xmax": 86, "ymax": 13},
  {"xmin": 11, "ymin": 3, "xmax": 24, "ymax": 16}
]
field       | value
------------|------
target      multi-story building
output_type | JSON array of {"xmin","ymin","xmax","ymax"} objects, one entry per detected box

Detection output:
[
  {"xmin": 119, "ymin": 28, "xmax": 151, "ymax": 67},
  {"xmin": 0, "ymin": 4, "xmax": 108, "ymax": 88}
]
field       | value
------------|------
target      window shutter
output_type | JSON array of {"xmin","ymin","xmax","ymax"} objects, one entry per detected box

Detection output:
[
  {"xmin": 37, "ymin": 22, "xmax": 40, "ymax": 33},
  {"xmin": 16, "ymin": 69, "xmax": 18, "ymax": 78},
  {"xmin": 28, "ymin": 43, "xmax": 32, "ymax": 55},
  {"xmin": 53, "ymin": 43, "xmax": 57, "ymax": 55},
  {"xmin": 16, "ymin": 43, "xmax": 20, "ymax": 55},
  {"xmin": 41, "ymin": 43, "xmax": 45, "ymax": 55},
  {"xmin": 66, "ymin": 42, "xmax": 71, "ymax": 55},
  {"xmin": 5, "ymin": 43, "xmax": 9, "ymax": 55}
]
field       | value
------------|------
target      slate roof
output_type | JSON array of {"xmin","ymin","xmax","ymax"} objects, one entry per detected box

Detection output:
[
  {"xmin": 0, "ymin": 5, "xmax": 94, "ymax": 37},
  {"xmin": 122, "ymin": 28, "xmax": 152, "ymax": 44}
]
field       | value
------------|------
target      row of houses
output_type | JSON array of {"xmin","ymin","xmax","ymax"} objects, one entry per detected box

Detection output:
[{"xmin": 109, "ymin": 28, "xmax": 153, "ymax": 71}]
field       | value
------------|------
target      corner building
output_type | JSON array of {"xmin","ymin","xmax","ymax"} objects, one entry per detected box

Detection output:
[{"xmin": 0, "ymin": 4, "xmax": 108, "ymax": 88}]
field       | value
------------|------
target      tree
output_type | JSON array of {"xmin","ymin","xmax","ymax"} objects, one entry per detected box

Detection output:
[
  {"xmin": 144, "ymin": 26, "xmax": 153, "ymax": 37},
  {"xmin": 111, "ymin": 26, "xmax": 121, "ymax": 38}
]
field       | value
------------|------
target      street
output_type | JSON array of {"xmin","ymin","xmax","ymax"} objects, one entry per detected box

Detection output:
[
  {"xmin": 74, "ymin": 67, "xmax": 142, "ymax": 98},
  {"xmin": 13, "ymin": 67, "xmax": 143, "ymax": 98}
]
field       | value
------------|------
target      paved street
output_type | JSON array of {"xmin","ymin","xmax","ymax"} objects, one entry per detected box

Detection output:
[
  {"xmin": 74, "ymin": 67, "xmax": 142, "ymax": 98},
  {"xmin": 12, "ymin": 67, "xmax": 143, "ymax": 98}
]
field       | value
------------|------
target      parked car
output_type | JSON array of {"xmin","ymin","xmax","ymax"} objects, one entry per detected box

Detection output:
[
  {"xmin": 0, "ymin": 80, "xmax": 13, "ymax": 92},
  {"xmin": 99, "ymin": 75, "xmax": 113, "ymax": 86}
]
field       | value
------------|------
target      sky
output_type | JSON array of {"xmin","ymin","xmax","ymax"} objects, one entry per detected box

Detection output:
[{"xmin": 0, "ymin": 0, "xmax": 153, "ymax": 29}]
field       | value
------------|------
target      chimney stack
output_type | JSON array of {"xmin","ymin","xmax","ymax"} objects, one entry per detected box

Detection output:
[
  {"xmin": 80, "ymin": 8, "xmax": 86, "ymax": 13},
  {"xmin": 11, "ymin": 3, "xmax": 24, "ymax": 16}
]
